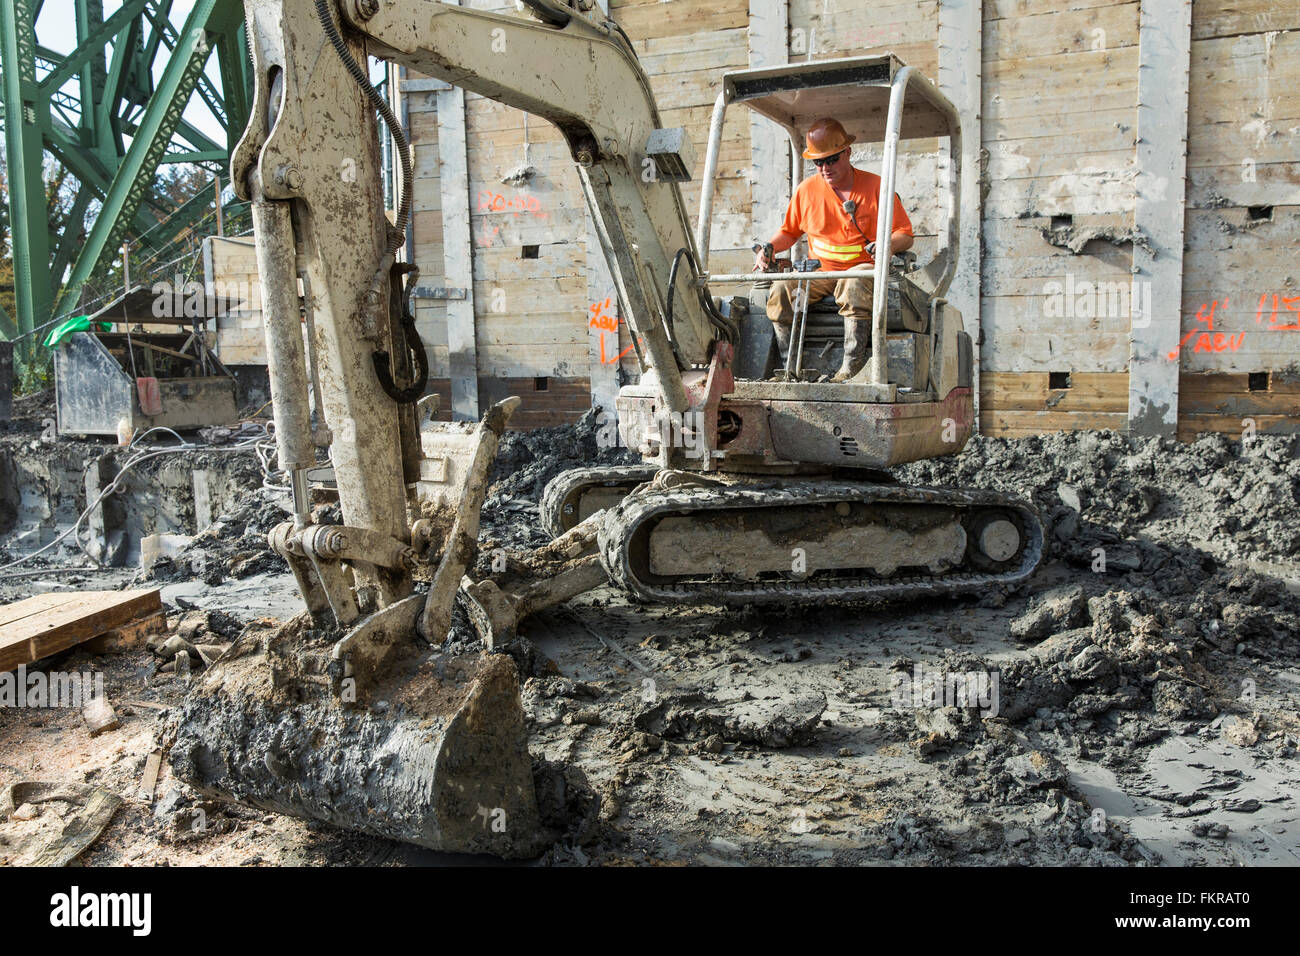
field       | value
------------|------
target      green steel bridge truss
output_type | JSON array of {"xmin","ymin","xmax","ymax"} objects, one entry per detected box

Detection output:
[{"xmin": 1, "ymin": 0, "xmax": 249, "ymax": 344}]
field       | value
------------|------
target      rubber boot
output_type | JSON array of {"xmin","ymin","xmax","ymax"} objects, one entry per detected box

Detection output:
[
  {"xmin": 771, "ymin": 321, "xmax": 792, "ymax": 373},
  {"xmin": 831, "ymin": 320, "xmax": 871, "ymax": 382}
]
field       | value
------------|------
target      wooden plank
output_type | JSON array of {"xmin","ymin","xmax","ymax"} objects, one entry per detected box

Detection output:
[
  {"xmin": 1177, "ymin": 414, "xmax": 1300, "ymax": 441},
  {"xmin": 987, "ymin": 89, "xmax": 1133, "ymax": 126},
  {"xmin": 1189, "ymin": 29, "xmax": 1300, "ymax": 73},
  {"xmin": 435, "ymin": 5, "xmax": 479, "ymax": 422},
  {"xmin": 633, "ymin": 26, "xmax": 749, "ymax": 57},
  {"xmin": 1181, "ymin": 371, "xmax": 1300, "ymax": 395},
  {"xmin": 1188, "ymin": 164, "xmax": 1300, "ymax": 208},
  {"xmin": 476, "ymin": 375, "xmax": 591, "ymax": 431},
  {"xmin": 1178, "ymin": 391, "xmax": 1300, "ymax": 417},
  {"xmin": 985, "ymin": 142, "xmax": 1135, "ymax": 182},
  {"xmin": 0, "ymin": 592, "xmax": 73, "ymax": 629},
  {"xmin": 1129, "ymin": 0, "xmax": 1192, "ymax": 437},
  {"xmin": 1186, "ymin": 131, "xmax": 1300, "ymax": 168},
  {"xmin": 981, "ymin": 263, "xmax": 1137, "ymax": 297},
  {"xmin": 978, "ymin": 323, "xmax": 1131, "ymax": 371},
  {"xmin": 980, "ymin": 409, "xmax": 1129, "ymax": 435},
  {"xmin": 139, "ymin": 750, "xmax": 163, "ymax": 802},
  {"xmin": 984, "ymin": 2, "xmax": 1140, "ymax": 61},
  {"xmin": 81, "ymin": 610, "xmax": 169, "ymax": 654},
  {"xmin": 987, "ymin": 0, "xmax": 1123, "ymax": 21},
  {"xmin": 639, "ymin": 41, "xmax": 748, "ymax": 76},
  {"xmin": 980, "ymin": 371, "xmax": 1129, "ymax": 413},
  {"xmin": 476, "ymin": 344, "xmax": 591, "ymax": 378},
  {"xmin": 474, "ymin": 320, "xmax": 588, "ymax": 348},
  {"xmin": 983, "ymin": 106, "xmax": 1137, "ymax": 142},
  {"xmin": 612, "ymin": 0, "xmax": 747, "ymax": 38},
  {"xmin": 0, "ymin": 590, "xmax": 163, "ymax": 672},
  {"xmin": 1191, "ymin": 0, "xmax": 1300, "ymax": 39},
  {"xmin": 940, "ymin": 0, "xmax": 983, "ymax": 427}
]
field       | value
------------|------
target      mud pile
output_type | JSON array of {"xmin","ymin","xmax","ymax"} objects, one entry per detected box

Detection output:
[
  {"xmin": 141, "ymin": 486, "xmax": 290, "ymax": 585},
  {"xmin": 0, "ymin": 388, "xmax": 56, "ymax": 438},
  {"xmin": 897, "ymin": 430, "xmax": 1300, "ymax": 565},
  {"xmin": 480, "ymin": 409, "xmax": 637, "ymax": 550}
]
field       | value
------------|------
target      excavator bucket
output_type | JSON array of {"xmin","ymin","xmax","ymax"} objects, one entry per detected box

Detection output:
[
  {"xmin": 168, "ymin": 399, "xmax": 582, "ymax": 858},
  {"xmin": 169, "ymin": 614, "xmax": 551, "ymax": 857}
]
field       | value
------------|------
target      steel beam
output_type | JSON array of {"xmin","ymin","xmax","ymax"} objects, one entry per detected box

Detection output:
[
  {"xmin": 57, "ymin": 0, "xmax": 237, "ymax": 318},
  {"xmin": 2, "ymin": 0, "xmax": 248, "ymax": 341},
  {"xmin": 37, "ymin": 0, "xmax": 151, "ymax": 95},
  {"xmin": 1, "ymin": 0, "xmax": 53, "ymax": 347}
]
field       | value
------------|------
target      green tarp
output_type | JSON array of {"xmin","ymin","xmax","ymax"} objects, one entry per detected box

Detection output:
[{"xmin": 42, "ymin": 315, "xmax": 112, "ymax": 349}]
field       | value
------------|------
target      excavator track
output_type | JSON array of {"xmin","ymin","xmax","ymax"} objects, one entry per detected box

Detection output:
[
  {"xmin": 540, "ymin": 464, "xmax": 660, "ymax": 538},
  {"xmin": 596, "ymin": 480, "xmax": 1044, "ymax": 605}
]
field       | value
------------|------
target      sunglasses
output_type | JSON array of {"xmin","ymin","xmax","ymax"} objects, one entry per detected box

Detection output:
[{"xmin": 813, "ymin": 150, "xmax": 846, "ymax": 168}]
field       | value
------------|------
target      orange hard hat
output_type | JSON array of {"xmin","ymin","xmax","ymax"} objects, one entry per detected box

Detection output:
[{"xmin": 802, "ymin": 118, "xmax": 856, "ymax": 160}]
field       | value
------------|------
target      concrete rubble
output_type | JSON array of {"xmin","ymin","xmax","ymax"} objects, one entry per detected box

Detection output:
[{"xmin": 2, "ymin": 395, "xmax": 1298, "ymax": 865}]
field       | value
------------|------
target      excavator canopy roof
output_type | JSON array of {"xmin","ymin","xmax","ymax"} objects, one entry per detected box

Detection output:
[{"xmin": 722, "ymin": 54, "xmax": 956, "ymax": 144}]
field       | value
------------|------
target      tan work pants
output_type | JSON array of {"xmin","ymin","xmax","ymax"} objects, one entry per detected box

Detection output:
[
  {"xmin": 765, "ymin": 275, "xmax": 875, "ymax": 326},
  {"xmin": 767, "ymin": 275, "xmax": 876, "ymax": 378}
]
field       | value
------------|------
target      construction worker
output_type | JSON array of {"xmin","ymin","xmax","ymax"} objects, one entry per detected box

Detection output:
[{"xmin": 756, "ymin": 117, "xmax": 914, "ymax": 382}]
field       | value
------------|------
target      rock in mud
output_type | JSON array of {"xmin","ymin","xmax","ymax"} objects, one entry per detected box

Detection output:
[
  {"xmin": 1004, "ymin": 751, "xmax": 1068, "ymax": 789},
  {"xmin": 1009, "ymin": 585, "xmax": 1089, "ymax": 642},
  {"xmin": 634, "ymin": 691, "xmax": 827, "ymax": 747},
  {"xmin": 1151, "ymin": 679, "xmax": 1217, "ymax": 720}
]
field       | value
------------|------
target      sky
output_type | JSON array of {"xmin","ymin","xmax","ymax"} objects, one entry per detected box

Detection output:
[{"xmin": 37, "ymin": 0, "xmax": 239, "ymax": 145}]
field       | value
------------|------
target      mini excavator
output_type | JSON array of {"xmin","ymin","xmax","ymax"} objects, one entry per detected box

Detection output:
[{"xmin": 171, "ymin": 0, "xmax": 1042, "ymax": 857}]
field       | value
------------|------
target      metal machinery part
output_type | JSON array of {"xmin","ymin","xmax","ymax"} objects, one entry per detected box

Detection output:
[
  {"xmin": 595, "ymin": 477, "xmax": 1044, "ymax": 605},
  {"xmin": 539, "ymin": 464, "xmax": 660, "ymax": 538},
  {"xmin": 175, "ymin": 0, "xmax": 1042, "ymax": 858}
]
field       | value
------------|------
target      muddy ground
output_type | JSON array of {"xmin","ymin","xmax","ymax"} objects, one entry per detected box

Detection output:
[{"xmin": 1, "ymin": 408, "xmax": 1297, "ymax": 866}]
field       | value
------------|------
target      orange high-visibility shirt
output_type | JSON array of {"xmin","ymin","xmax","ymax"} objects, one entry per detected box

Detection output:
[{"xmin": 780, "ymin": 168, "xmax": 913, "ymax": 272}]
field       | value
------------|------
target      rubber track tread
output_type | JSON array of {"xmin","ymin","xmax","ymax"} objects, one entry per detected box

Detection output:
[{"xmin": 596, "ymin": 481, "xmax": 1045, "ymax": 605}]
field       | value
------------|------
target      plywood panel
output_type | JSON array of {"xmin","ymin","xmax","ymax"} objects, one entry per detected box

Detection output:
[
  {"xmin": 1, "ymin": 590, "xmax": 163, "ymax": 672},
  {"xmin": 985, "ymin": 2, "xmax": 1139, "ymax": 61},
  {"xmin": 1191, "ymin": 0, "xmax": 1300, "ymax": 39}
]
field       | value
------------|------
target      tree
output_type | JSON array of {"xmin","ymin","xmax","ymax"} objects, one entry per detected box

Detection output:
[{"xmin": 0, "ymin": 166, "xmax": 14, "ymax": 329}]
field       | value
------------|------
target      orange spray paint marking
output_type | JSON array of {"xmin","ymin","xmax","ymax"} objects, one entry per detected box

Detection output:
[
  {"xmin": 588, "ymin": 297, "xmax": 618, "ymax": 332},
  {"xmin": 476, "ymin": 190, "xmax": 546, "ymax": 218},
  {"xmin": 599, "ymin": 334, "xmax": 636, "ymax": 365},
  {"xmin": 588, "ymin": 298, "xmax": 637, "ymax": 364},
  {"xmin": 1256, "ymin": 292, "xmax": 1300, "ymax": 331},
  {"xmin": 1169, "ymin": 298, "xmax": 1243, "ymax": 359}
]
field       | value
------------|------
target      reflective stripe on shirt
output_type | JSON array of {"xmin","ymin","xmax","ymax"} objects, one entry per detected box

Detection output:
[{"xmin": 810, "ymin": 238, "xmax": 865, "ymax": 261}]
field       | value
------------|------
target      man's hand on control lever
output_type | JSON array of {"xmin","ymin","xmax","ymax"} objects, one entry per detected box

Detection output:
[{"xmin": 752, "ymin": 241, "xmax": 774, "ymax": 273}]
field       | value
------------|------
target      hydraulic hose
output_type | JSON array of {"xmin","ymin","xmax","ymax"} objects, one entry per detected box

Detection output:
[{"xmin": 314, "ymin": 0, "xmax": 412, "ymax": 258}]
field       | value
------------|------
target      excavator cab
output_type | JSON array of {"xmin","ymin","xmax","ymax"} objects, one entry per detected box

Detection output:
[
  {"xmin": 611, "ymin": 55, "xmax": 976, "ymax": 480},
  {"xmin": 697, "ymin": 54, "xmax": 970, "ymax": 392}
]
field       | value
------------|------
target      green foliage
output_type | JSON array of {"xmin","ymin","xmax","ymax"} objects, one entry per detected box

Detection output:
[
  {"xmin": 0, "ymin": 166, "xmax": 14, "ymax": 326},
  {"xmin": 14, "ymin": 348, "xmax": 53, "ymax": 397}
]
